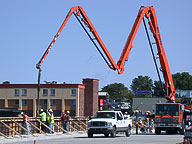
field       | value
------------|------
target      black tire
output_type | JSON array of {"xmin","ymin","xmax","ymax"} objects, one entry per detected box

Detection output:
[
  {"xmin": 180, "ymin": 127, "xmax": 185, "ymax": 135},
  {"xmin": 180, "ymin": 120, "xmax": 185, "ymax": 135},
  {"xmin": 111, "ymin": 127, "xmax": 116, "ymax": 138},
  {"xmin": 88, "ymin": 132, "xmax": 93, "ymax": 138},
  {"xmin": 104, "ymin": 133, "xmax": 109, "ymax": 137},
  {"xmin": 155, "ymin": 128, "xmax": 161, "ymax": 135},
  {"xmin": 125, "ymin": 127, "xmax": 131, "ymax": 137},
  {"xmin": 166, "ymin": 130, "xmax": 174, "ymax": 134}
]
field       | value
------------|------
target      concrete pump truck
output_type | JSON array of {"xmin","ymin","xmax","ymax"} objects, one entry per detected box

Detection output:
[{"xmin": 36, "ymin": 6, "xmax": 188, "ymax": 134}]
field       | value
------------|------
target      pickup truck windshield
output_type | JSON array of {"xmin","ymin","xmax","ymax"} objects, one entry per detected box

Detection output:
[
  {"xmin": 94, "ymin": 112, "xmax": 115, "ymax": 119},
  {"xmin": 156, "ymin": 104, "xmax": 179, "ymax": 116}
]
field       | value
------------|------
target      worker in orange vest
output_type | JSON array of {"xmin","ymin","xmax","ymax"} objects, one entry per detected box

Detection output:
[{"xmin": 21, "ymin": 112, "xmax": 30, "ymax": 135}]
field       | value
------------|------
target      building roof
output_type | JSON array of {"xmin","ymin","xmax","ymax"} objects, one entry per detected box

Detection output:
[
  {"xmin": 83, "ymin": 78, "xmax": 99, "ymax": 82},
  {"xmin": 0, "ymin": 83, "xmax": 85, "ymax": 89}
]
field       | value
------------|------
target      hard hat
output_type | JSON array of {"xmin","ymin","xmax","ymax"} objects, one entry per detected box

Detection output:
[
  {"xmin": 66, "ymin": 110, "xmax": 70, "ymax": 114},
  {"xmin": 49, "ymin": 109, "xmax": 53, "ymax": 113},
  {"xmin": 21, "ymin": 112, "xmax": 24, "ymax": 115},
  {"xmin": 40, "ymin": 109, "xmax": 43, "ymax": 112}
]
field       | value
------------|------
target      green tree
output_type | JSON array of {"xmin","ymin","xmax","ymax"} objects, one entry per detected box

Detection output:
[
  {"xmin": 153, "ymin": 80, "xmax": 165, "ymax": 97},
  {"xmin": 2, "ymin": 81, "xmax": 10, "ymax": 84},
  {"xmin": 130, "ymin": 75, "xmax": 153, "ymax": 97},
  {"xmin": 172, "ymin": 72, "xmax": 192, "ymax": 90},
  {"xmin": 101, "ymin": 83, "xmax": 132, "ymax": 102}
]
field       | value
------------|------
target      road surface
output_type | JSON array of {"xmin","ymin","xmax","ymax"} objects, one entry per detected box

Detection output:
[{"xmin": 0, "ymin": 132, "xmax": 184, "ymax": 144}]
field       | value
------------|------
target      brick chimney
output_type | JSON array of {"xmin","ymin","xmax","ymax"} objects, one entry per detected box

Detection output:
[{"xmin": 83, "ymin": 78, "xmax": 99, "ymax": 116}]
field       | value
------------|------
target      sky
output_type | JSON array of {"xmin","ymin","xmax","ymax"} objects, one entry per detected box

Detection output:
[{"xmin": 0, "ymin": 0, "xmax": 191, "ymax": 90}]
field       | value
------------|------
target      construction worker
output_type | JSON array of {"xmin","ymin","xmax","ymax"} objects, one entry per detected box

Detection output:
[
  {"xmin": 63, "ymin": 110, "xmax": 70, "ymax": 132},
  {"xmin": 61, "ymin": 111, "xmax": 66, "ymax": 133},
  {"xmin": 124, "ymin": 112, "xmax": 129, "ymax": 119},
  {"xmin": 134, "ymin": 110, "xmax": 139, "ymax": 134},
  {"xmin": 39, "ymin": 109, "xmax": 46, "ymax": 132},
  {"xmin": 21, "ymin": 112, "xmax": 30, "ymax": 135},
  {"xmin": 145, "ymin": 111, "xmax": 152, "ymax": 133},
  {"xmin": 47, "ymin": 109, "xmax": 54, "ymax": 134}
]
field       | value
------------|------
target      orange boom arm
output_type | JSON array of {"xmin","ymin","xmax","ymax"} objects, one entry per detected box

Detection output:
[{"xmin": 36, "ymin": 6, "xmax": 175, "ymax": 101}]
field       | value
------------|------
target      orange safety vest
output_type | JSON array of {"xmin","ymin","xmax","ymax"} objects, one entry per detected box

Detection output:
[{"xmin": 24, "ymin": 114, "xmax": 29, "ymax": 122}]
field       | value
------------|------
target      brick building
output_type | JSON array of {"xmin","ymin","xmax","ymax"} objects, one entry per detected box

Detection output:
[
  {"xmin": 0, "ymin": 78, "xmax": 99, "ymax": 117},
  {"xmin": 83, "ymin": 79, "xmax": 99, "ymax": 116}
]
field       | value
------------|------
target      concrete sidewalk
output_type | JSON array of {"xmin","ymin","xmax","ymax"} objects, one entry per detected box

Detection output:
[{"xmin": 0, "ymin": 132, "xmax": 86, "ymax": 144}]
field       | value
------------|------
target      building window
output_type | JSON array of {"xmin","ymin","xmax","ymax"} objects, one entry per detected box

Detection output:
[
  {"xmin": 14, "ymin": 89, "xmax": 19, "ymax": 96},
  {"xmin": 14, "ymin": 100, "xmax": 19, "ymax": 107},
  {"xmin": 22, "ymin": 89, "xmax": 27, "ymax": 96},
  {"xmin": 50, "ymin": 99, "xmax": 55, "ymax": 106},
  {"xmin": 43, "ymin": 99, "xmax": 47, "ymax": 106},
  {"xmin": 71, "ymin": 89, "xmax": 76, "ymax": 96},
  {"xmin": 71, "ymin": 100, "xmax": 76, "ymax": 106},
  {"xmin": 22, "ymin": 100, "xmax": 27, "ymax": 106},
  {"xmin": 43, "ymin": 89, "xmax": 48, "ymax": 96},
  {"xmin": 50, "ymin": 89, "xmax": 55, "ymax": 96}
]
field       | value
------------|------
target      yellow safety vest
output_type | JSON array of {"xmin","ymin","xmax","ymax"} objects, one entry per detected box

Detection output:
[{"xmin": 47, "ymin": 113, "xmax": 54, "ymax": 123}]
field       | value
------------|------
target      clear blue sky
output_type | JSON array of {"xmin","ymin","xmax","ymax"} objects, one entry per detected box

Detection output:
[{"xmin": 0, "ymin": 0, "xmax": 191, "ymax": 90}]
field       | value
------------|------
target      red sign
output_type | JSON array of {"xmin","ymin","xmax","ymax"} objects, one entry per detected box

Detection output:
[{"xmin": 100, "ymin": 99, "xmax": 103, "ymax": 107}]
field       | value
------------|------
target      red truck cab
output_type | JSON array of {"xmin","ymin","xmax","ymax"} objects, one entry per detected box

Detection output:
[{"xmin": 155, "ymin": 103, "xmax": 185, "ymax": 134}]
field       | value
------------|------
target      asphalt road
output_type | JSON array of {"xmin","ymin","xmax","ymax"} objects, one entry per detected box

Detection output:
[{"xmin": 1, "ymin": 132, "xmax": 184, "ymax": 144}]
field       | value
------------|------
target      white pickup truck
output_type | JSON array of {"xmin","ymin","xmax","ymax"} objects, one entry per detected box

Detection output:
[{"xmin": 87, "ymin": 111, "xmax": 132, "ymax": 138}]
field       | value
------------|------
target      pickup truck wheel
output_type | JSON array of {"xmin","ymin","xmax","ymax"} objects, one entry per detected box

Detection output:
[
  {"xmin": 166, "ymin": 130, "xmax": 175, "ymax": 134},
  {"xmin": 111, "ymin": 127, "xmax": 116, "ymax": 138},
  {"xmin": 104, "ymin": 133, "xmax": 109, "ymax": 137},
  {"xmin": 125, "ymin": 127, "xmax": 131, "ymax": 137},
  {"xmin": 88, "ymin": 132, "xmax": 93, "ymax": 138}
]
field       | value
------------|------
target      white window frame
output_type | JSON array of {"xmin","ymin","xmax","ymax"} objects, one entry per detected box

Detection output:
[
  {"xmin": 22, "ymin": 89, "xmax": 27, "ymax": 96},
  {"xmin": 14, "ymin": 100, "xmax": 19, "ymax": 107},
  {"xmin": 43, "ymin": 89, "xmax": 48, "ymax": 96},
  {"xmin": 71, "ymin": 100, "xmax": 76, "ymax": 106},
  {"xmin": 43, "ymin": 99, "xmax": 47, "ymax": 106},
  {"xmin": 50, "ymin": 89, "xmax": 55, "ymax": 96},
  {"xmin": 71, "ymin": 89, "xmax": 77, "ymax": 96},
  {"xmin": 14, "ymin": 89, "xmax": 19, "ymax": 96},
  {"xmin": 50, "ymin": 99, "xmax": 56, "ymax": 106},
  {"xmin": 22, "ymin": 99, "xmax": 27, "ymax": 106}
]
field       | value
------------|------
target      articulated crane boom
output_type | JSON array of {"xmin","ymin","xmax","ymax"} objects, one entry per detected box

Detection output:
[
  {"xmin": 36, "ymin": 6, "xmax": 118, "ymax": 72},
  {"xmin": 36, "ymin": 6, "xmax": 176, "ymax": 114}
]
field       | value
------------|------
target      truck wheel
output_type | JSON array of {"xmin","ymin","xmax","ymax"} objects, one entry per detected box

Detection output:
[
  {"xmin": 155, "ymin": 128, "xmax": 161, "ymax": 135},
  {"xmin": 104, "ymin": 133, "xmax": 109, "ymax": 137},
  {"xmin": 88, "ymin": 132, "xmax": 93, "ymax": 138},
  {"xmin": 180, "ymin": 128, "xmax": 185, "ymax": 135},
  {"xmin": 111, "ymin": 127, "xmax": 116, "ymax": 138},
  {"xmin": 180, "ymin": 120, "xmax": 185, "ymax": 135},
  {"xmin": 125, "ymin": 127, "xmax": 131, "ymax": 137},
  {"xmin": 166, "ymin": 130, "xmax": 175, "ymax": 134}
]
